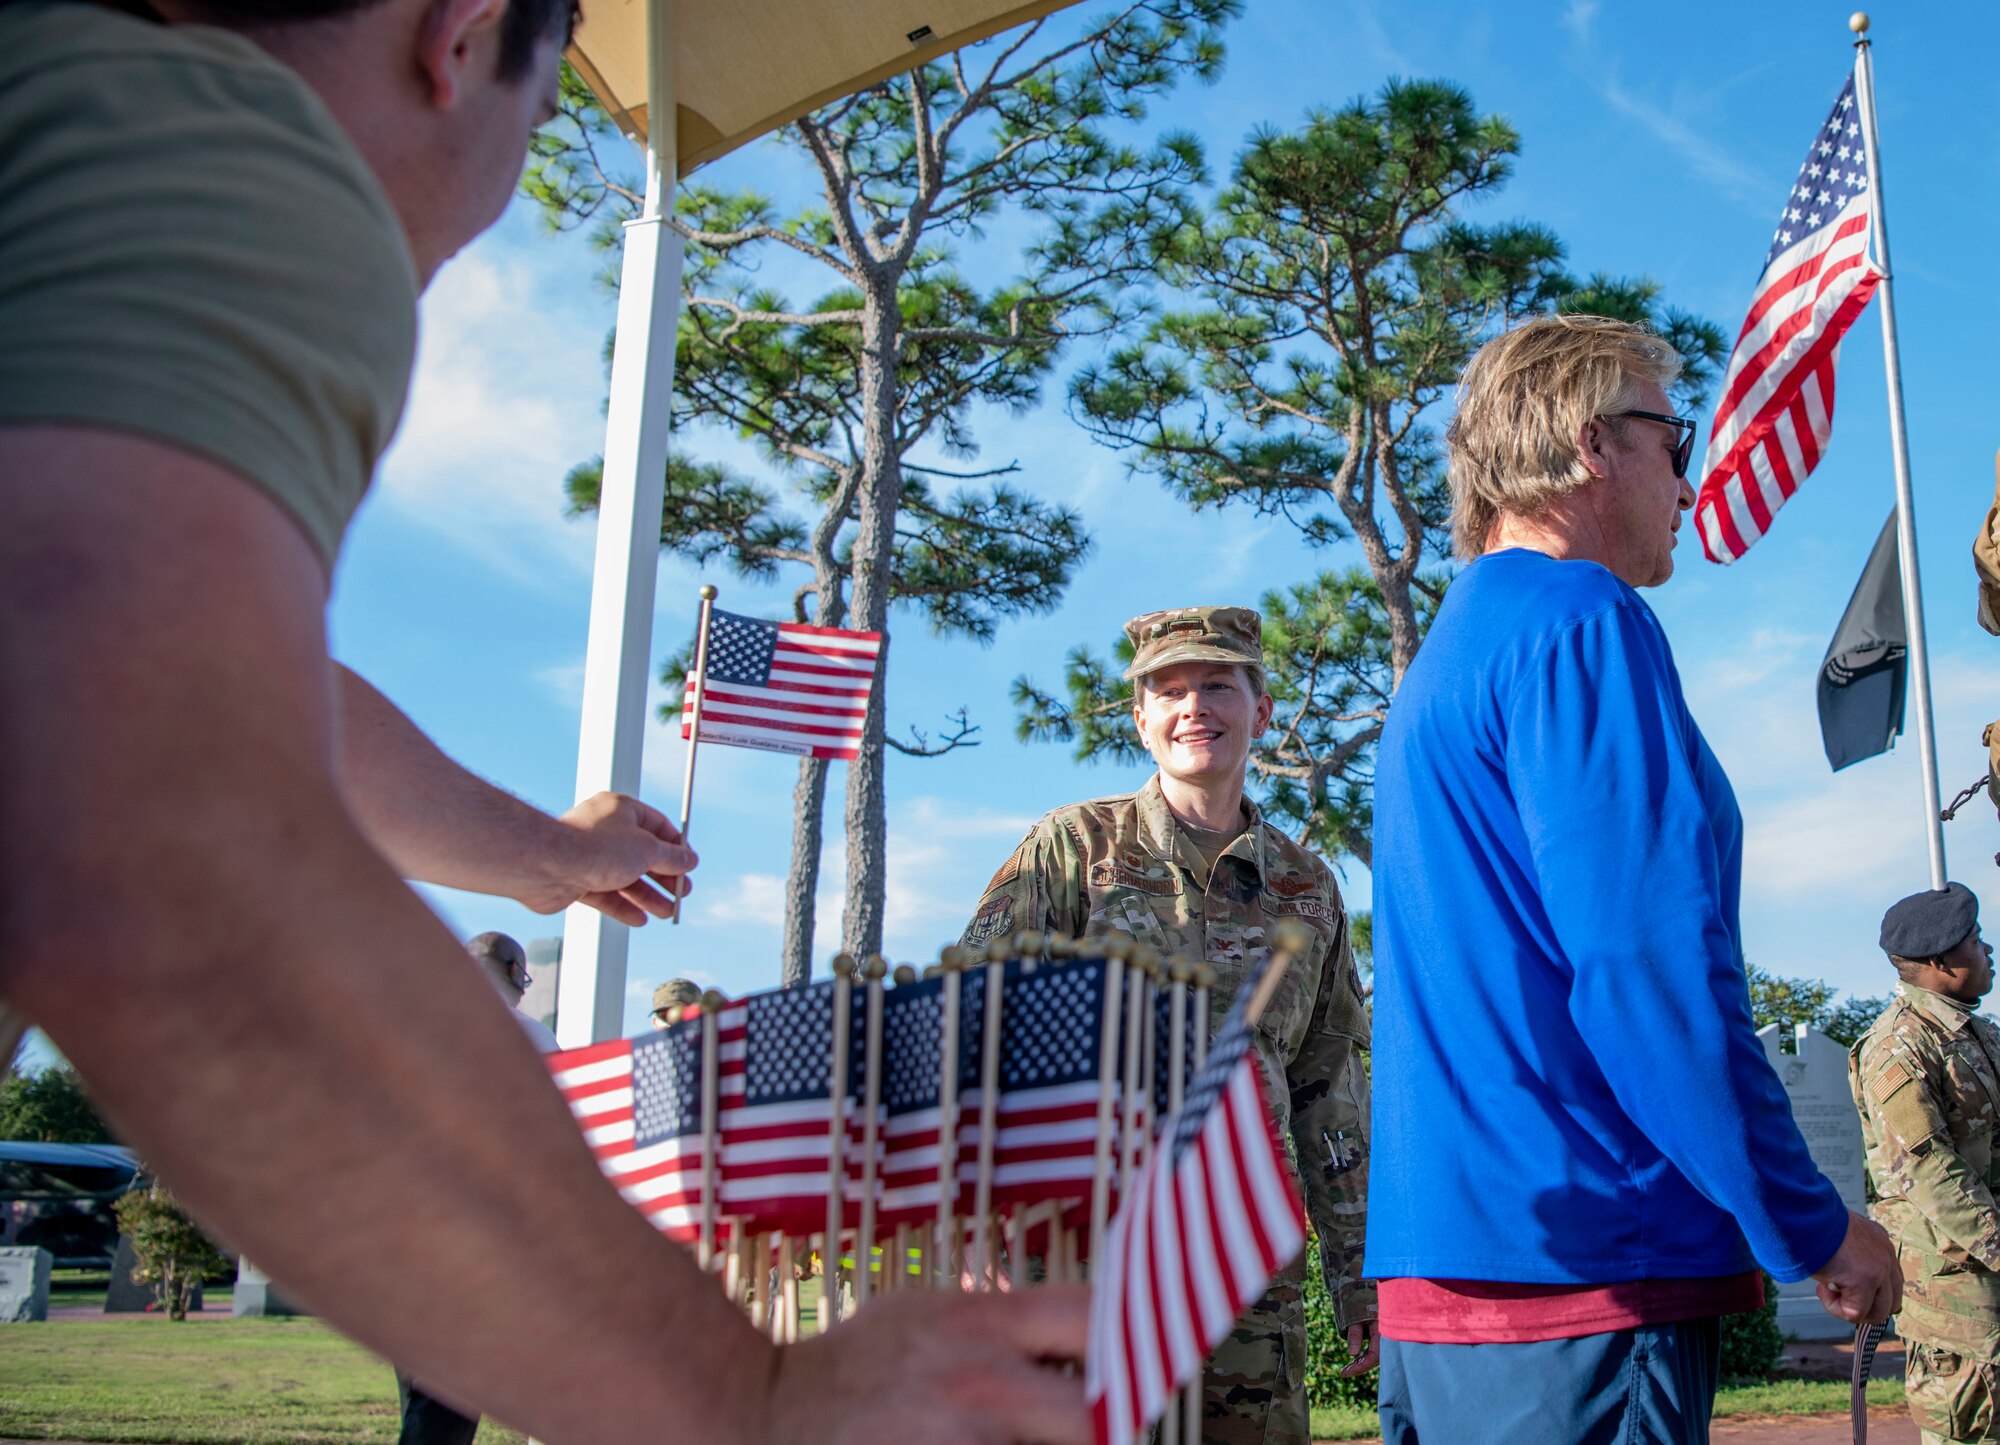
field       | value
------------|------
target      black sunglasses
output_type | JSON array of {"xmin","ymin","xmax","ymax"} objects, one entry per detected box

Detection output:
[{"xmin": 1607, "ymin": 409, "xmax": 1697, "ymax": 480}]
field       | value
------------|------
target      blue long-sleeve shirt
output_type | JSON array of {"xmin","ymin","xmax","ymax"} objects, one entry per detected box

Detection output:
[{"xmin": 1366, "ymin": 549, "xmax": 1847, "ymax": 1285}]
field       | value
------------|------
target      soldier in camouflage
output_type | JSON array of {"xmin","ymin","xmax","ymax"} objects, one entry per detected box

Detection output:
[
  {"xmin": 1852, "ymin": 882, "xmax": 2000, "ymax": 1445},
  {"xmin": 961, "ymin": 604, "xmax": 1374, "ymax": 1445}
]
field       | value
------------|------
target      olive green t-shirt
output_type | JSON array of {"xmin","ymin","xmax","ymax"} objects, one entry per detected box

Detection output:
[{"xmin": 0, "ymin": 0, "xmax": 419, "ymax": 569}]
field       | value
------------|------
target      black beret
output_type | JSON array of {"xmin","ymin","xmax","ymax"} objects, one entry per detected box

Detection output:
[{"xmin": 1879, "ymin": 882, "xmax": 1981, "ymax": 960}]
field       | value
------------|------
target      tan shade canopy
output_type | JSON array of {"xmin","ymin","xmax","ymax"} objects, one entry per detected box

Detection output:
[{"xmin": 569, "ymin": 0, "xmax": 1083, "ymax": 174}]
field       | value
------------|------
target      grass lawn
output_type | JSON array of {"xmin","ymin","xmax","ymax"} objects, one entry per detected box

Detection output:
[
  {"xmin": 0, "ymin": 1318, "xmax": 524, "ymax": 1444},
  {"xmin": 0, "ymin": 1313, "xmax": 1908, "ymax": 1444},
  {"xmin": 1306, "ymin": 1379, "xmax": 1907, "ymax": 1441}
]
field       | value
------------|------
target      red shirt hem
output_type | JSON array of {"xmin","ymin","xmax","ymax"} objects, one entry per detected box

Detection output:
[{"xmin": 1378, "ymin": 1271, "xmax": 1765, "ymax": 1344}]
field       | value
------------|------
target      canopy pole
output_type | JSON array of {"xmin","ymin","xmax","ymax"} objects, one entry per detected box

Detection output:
[
  {"xmin": 1852, "ymin": 15, "xmax": 1946, "ymax": 890},
  {"xmin": 557, "ymin": 0, "xmax": 683, "ymax": 1045}
]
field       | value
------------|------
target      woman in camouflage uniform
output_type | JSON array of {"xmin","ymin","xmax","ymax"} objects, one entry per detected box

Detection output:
[{"xmin": 961, "ymin": 604, "xmax": 1375, "ymax": 1445}]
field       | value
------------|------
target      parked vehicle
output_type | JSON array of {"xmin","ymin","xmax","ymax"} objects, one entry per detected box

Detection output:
[{"xmin": 0, "ymin": 1140, "xmax": 140, "ymax": 1267}]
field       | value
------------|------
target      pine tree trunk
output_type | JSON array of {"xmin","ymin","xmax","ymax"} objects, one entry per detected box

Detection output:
[
  {"xmin": 841, "ymin": 299, "xmax": 901, "ymax": 959},
  {"xmin": 780, "ymin": 756, "xmax": 829, "ymax": 987}
]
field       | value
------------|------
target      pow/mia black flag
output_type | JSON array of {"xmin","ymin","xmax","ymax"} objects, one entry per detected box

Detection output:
[{"xmin": 1818, "ymin": 511, "xmax": 1907, "ymax": 771}]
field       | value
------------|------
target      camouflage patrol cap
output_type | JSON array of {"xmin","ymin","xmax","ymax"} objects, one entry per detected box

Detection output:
[
  {"xmin": 1121, "ymin": 605, "xmax": 1263, "ymax": 682},
  {"xmin": 651, "ymin": 979, "xmax": 702, "ymax": 1013}
]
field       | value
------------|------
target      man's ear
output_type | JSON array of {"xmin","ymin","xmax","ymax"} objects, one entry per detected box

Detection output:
[
  {"xmin": 417, "ymin": 0, "xmax": 508, "ymax": 110},
  {"xmin": 1575, "ymin": 416, "xmax": 1615, "ymax": 483}
]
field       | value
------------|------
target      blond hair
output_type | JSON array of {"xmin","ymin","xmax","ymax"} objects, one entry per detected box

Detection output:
[{"xmin": 1445, "ymin": 315, "xmax": 1684, "ymax": 561}]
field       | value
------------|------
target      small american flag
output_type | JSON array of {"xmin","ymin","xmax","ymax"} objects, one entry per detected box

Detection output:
[
  {"xmin": 549, "ymin": 1023, "xmax": 708, "ymax": 1243},
  {"xmin": 875, "ymin": 975, "xmax": 958, "ymax": 1231},
  {"xmin": 1085, "ymin": 963, "xmax": 1306, "ymax": 1445},
  {"xmin": 1694, "ymin": 74, "xmax": 1882, "ymax": 563},
  {"xmin": 722, "ymin": 982, "xmax": 866, "ymax": 1235},
  {"xmin": 683, "ymin": 609, "xmax": 883, "ymax": 761},
  {"xmin": 957, "ymin": 958, "xmax": 1134, "ymax": 1210}
]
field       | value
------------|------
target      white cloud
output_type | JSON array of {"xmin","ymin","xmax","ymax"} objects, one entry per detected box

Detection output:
[
  {"xmin": 1584, "ymin": 67, "xmax": 1777, "ymax": 207},
  {"xmin": 1561, "ymin": 0, "xmax": 1598, "ymax": 42},
  {"xmin": 372, "ymin": 249, "xmax": 607, "ymax": 585},
  {"xmin": 533, "ymin": 658, "xmax": 587, "ymax": 711},
  {"xmin": 1686, "ymin": 630, "xmax": 2000, "ymax": 996}
]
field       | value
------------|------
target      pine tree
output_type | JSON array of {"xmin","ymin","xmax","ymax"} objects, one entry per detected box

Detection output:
[
  {"xmin": 538, "ymin": 3, "xmax": 1237, "ymax": 970},
  {"xmin": 1020, "ymin": 80, "xmax": 1726, "ymax": 862}
]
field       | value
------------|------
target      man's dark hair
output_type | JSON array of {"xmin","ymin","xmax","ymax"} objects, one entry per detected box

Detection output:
[
  {"xmin": 1889, "ymin": 954, "xmax": 1930, "ymax": 983},
  {"xmin": 185, "ymin": 0, "xmax": 575, "ymax": 80}
]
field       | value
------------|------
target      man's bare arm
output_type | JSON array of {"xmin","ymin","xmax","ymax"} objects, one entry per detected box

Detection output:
[
  {"xmin": 334, "ymin": 667, "xmax": 691, "ymax": 925},
  {"xmin": 0, "ymin": 427, "xmax": 1089, "ymax": 1445}
]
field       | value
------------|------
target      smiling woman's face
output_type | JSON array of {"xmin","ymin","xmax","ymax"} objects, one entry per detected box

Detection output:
[{"xmin": 1132, "ymin": 661, "xmax": 1272, "ymax": 790}]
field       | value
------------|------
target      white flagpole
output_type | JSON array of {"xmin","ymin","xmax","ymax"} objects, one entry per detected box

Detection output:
[{"xmin": 1851, "ymin": 12, "xmax": 1947, "ymax": 889}]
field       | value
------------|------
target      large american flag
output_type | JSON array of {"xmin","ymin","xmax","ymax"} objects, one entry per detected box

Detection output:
[
  {"xmin": 549, "ymin": 1022, "xmax": 709, "ymax": 1243},
  {"xmin": 1086, "ymin": 964, "xmax": 1306, "ymax": 1445},
  {"xmin": 682, "ymin": 609, "xmax": 883, "ymax": 761},
  {"xmin": 1694, "ymin": 74, "xmax": 1882, "ymax": 563}
]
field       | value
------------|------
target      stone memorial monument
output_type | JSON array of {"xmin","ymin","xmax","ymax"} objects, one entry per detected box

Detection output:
[
  {"xmin": 521, "ymin": 936, "xmax": 562, "ymax": 1033},
  {"xmin": 1759, "ymin": 1022, "xmax": 1867, "ymax": 1340},
  {"xmin": 0, "ymin": 1246, "xmax": 52, "ymax": 1322},
  {"xmin": 103, "ymin": 1232, "xmax": 202, "ymax": 1313}
]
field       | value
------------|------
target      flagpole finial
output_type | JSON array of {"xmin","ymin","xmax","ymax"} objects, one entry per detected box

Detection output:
[
  {"xmin": 891, "ymin": 963, "xmax": 917, "ymax": 986},
  {"xmin": 1848, "ymin": 11, "xmax": 1869, "ymax": 34},
  {"xmin": 699, "ymin": 583, "xmax": 718, "ymax": 600}
]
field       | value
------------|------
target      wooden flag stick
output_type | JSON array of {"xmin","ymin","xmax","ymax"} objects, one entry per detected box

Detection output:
[
  {"xmin": 822, "ymin": 954, "xmax": 855, "ymax": 1330},
  {"xmin": 935, "ymin": 946, "xmax": 966, "ymax": 1287},
  {"xmin": 673, "ymin": 585, "xmax": 719, "ymax": 926},
  {"xmin": 1138, "ymin": 948, "xmax": 1159, "ymax": 1169},
  {"xmin": 1087, "ymin": 934, "xmax": 1131, "ymax": 1266},
  {"xmin": 1165, "ymin": 956, "xmax": 1193, "ymax": 1445},
  {"xmin": 1185, "ymin": 961, "xmax": 1214, "ymax": 1445},
  {"xmin": 697, "ymin": 990, "xmax": 723, "ymax": 1268},
  {"xmin": 1246, "ymin": 919, "xmax": 1311, "ymax": 1029},
  {"xmin": 854, "ymin": 955, "xmax": 888, "ymax": 1306},
  {"xmin": 971, "ymin": 936, "xmax": 1011, "ymax": 1287},
  {"xmin": 776, "ymin": 1236, "xmax": 796, "ymax": 1341},
  {"xmin": 1117, "ymin": 947, "xmax": 1148, "ymax": 1204}
]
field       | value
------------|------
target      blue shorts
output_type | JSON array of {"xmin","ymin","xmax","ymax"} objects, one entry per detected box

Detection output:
[{"xmin": 1378, "ymin": 1318, "xmax": 1722, "ymax": 1445}]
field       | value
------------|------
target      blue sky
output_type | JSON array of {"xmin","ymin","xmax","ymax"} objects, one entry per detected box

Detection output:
[{"xmin": 299, "ymin": 0, "xmax": 2000, "ymax": 1040}]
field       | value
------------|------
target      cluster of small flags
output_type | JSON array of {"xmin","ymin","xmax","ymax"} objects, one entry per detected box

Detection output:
[{"xmin": 547, "ymin": 932, "xmax": 1310, "ymax": 1445}]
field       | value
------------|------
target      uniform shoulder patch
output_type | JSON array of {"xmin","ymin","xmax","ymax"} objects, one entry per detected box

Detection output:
[
  {"xmin": 964, "ymin": 893, "xmax": 1014, "ymax": 945},
  {"xmin": 983, "ymin": 842, "xmax": 1025, "ymax": 896},
  {"xmin": 1870, "ymin": 1057, "xmax": 1940, "ymax": 1152},
  {"xmin": 1867, "ymin": 1058, "xmax": 1914, "ymax": 1107}
]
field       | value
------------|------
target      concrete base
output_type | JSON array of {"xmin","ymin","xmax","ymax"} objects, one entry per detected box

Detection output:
[{"xmin": 230, "ymin": 1259, "xmax": 304, "ymax": 1318}]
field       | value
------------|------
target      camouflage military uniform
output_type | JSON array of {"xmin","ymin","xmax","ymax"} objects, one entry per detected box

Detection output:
[
  {"xmin": 962, "ymin": 774, "xmax": 1372, "ymax": 1445},
  {"xmin": 1851, "ymin": 983, "xmax": 2000, "ymax": 1443}
]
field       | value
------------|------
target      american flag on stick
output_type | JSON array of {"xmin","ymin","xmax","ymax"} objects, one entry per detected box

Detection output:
[
  {"xmin": 549, "ymin": 1022, "xmax": 709, "ymax": 1243},
  {"xmin": 958, "ymin": 958, "xmax": 1138, "ymax": 1210},
  {"xmin": 1694, "ymin": 74, "xmax": 1882, "ymax": 563},
  {"xmin": 682, "ymin": 608, "xmax": 883, "ymax": 761},
  {"xmin": 1085, "ymin": 945, "xmax": 1307, "ymax": 1445}
]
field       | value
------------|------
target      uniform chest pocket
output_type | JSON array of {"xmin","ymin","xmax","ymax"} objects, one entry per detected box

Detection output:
[
  {"xmin": 1086, "ymin": 884, "xmax": 1178, "ymax": 947},
  {"xmin": 1943, "ymin": 1050, "xmax": 1999, "ymax": 1176}
]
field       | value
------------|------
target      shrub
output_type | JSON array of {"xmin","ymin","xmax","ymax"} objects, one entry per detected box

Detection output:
[
  {"xmin": 113, "ymin": 1182, "xmax": 230, "ymax": 1321},
  {"xmin": 1720, "ymin": 1272, "xmax": 1784, "ymax": 1380},
  {"xmin": 1304, "ymin": 1236, "xmax": 1377, "ymax": 1411}
]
